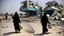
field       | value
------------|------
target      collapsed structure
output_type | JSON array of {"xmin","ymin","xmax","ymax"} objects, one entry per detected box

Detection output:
[{"xmin": 19, "ymin": 0, "xmax": 64, "ymax": 20}]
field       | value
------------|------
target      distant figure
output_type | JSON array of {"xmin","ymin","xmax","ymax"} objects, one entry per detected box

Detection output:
[
  {"xmin": 0, "ymin": 19, "xmax": 1, "ymax": 22},
  {"xmin": 12, "ymin": 12, "xmax": 21, "ymax": 33},
  {"xmin": 41, "ymin": 12, "xmax": 51, "ymax": 34},
  {"xmin": 5, "ymin": 13, "xmax": 8, "ymax": 20}
]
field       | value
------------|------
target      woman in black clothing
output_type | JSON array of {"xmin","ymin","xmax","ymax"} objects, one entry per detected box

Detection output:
[
  {"xmin": 41, "ymin": 12, "xmax": 51, "ymax": 34},
  {"xmin": 12, "ymin": 12, "xmax": 21, "ymax": 33}
]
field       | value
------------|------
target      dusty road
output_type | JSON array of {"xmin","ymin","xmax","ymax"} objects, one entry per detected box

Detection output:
[{"xmin": 0, "ymin": 17, "xmax": 64, "ymax": 36}]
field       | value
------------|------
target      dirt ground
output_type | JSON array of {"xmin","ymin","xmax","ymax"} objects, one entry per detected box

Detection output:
[{"xmin": 0, "ymin": 16, "xmax": 64, "ymax": 36}]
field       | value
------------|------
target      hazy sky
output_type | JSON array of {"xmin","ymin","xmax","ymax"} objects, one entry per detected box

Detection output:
[{"xmin": 0, "ymin": 0, "xmax": 64, "ymax": 14}]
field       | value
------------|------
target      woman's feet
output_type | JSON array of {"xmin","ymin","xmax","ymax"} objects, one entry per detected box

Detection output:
[
  {"xmin": 15, "ymin": 30, "xmax": 20, "ymax": 33},
  {"xmin": 42, "ymin": 32, "xmax": 50, "ymax": 34}
]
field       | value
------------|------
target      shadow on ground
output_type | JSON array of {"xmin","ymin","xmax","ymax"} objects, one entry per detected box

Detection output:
[
  {"xmin": 34, "ymin": 33, "xmax": 44, "ymax": 36},
  {"xmin": 3, "ymin": 31, "xmax": 17, "ymax": 35},
  {"xmin": 34, "ymin": 32, "xmax": 51, "ymax": 36}
]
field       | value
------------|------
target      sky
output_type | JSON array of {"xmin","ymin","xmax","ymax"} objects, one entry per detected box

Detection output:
[{"xmin": 0, "ymin": 0, "xmax": 64, "ymax": 14}]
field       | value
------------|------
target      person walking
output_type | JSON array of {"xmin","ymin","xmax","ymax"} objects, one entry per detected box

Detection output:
[
  {"xmin": 5, "ymin": 13, "xmax": 8, "ymax": 20},
  {"xmin": 12, "ymin": 12, "xmax": 21, "ymax": 33},
  {"xmin": 41, "ymin": 12, "xmax": 51, "ymax": 34}
]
